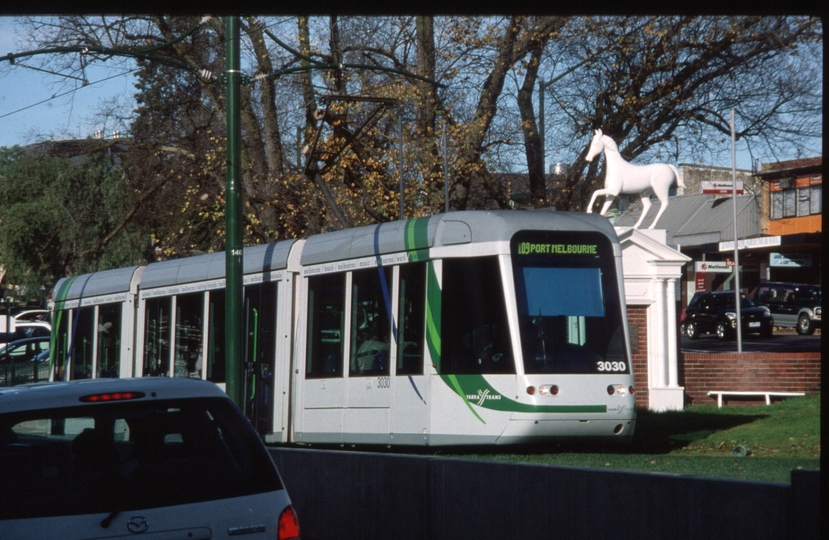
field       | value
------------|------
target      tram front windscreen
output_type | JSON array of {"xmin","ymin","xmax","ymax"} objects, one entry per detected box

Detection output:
[{"xmin": 511, "ymin": 230, "xmax": 629, "ymax": 375}]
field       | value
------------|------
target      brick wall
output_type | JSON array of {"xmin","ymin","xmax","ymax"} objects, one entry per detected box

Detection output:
[
  {"xmin": 626, "ymin": 304, "xmax": 820, "ymax": 408},
  {"xmin": 626, "ymin": 305, "xmax": 650, "ymax": 407},
  {"xmin": 680, "ymin": 352, "xmax": 821, "ymax": 406}
]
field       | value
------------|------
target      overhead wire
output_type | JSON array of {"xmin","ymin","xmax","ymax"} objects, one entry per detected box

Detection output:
[{"xmin": 0, "ymin": 68, "xmax": 138, "ymax": 120}]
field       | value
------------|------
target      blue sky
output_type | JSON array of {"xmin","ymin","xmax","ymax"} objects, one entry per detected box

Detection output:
[{"xmin": 0, "ymin": 17, "xmax": 137, "ymax": 149}]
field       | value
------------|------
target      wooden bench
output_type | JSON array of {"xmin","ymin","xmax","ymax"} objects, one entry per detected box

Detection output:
[{"xmin": 707, "ymin": 391, "xmax": 805, "ymax": 408}]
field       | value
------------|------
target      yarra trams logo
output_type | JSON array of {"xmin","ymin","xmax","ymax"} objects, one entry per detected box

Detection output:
[{"xmin": 466, "ymin": 389, "xmax": 502, "ymax": 407}]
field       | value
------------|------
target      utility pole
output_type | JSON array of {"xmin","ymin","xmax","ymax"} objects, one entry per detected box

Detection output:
[
  {"xmin": 224, "ymin": 16, "xmax": 244, "ymax": 406},
  {"xmin": 730, "ymin": 109, "xmax": 742, "ymax": 353}
]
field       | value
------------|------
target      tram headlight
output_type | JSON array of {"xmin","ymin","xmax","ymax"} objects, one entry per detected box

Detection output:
[
  {"xmin": 607, "ymin": 384, "xmax": 628, "ymax": 396},
  {"xmin": 538, "ymin": 385, "xmax": 559, "ymax": 396}
]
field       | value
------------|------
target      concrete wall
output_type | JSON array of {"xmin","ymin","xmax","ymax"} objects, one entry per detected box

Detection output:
[
  {"xmin": 680, "ymin": 352, "xmax": 821, "ymax": 405},
  {"xmin": 269, "ymin": 447, "xmax": 819, "ymax": 540}
]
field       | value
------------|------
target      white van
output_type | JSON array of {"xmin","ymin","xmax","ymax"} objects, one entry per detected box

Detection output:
[{"xmin": 0, "ymin": 378, "xmax": 300, "ymax": 539}]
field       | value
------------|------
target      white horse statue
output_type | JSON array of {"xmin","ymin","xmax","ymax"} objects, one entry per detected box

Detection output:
[{"xmin": 585, "ymin": 129, "xmax": 684, "ymax": 229}]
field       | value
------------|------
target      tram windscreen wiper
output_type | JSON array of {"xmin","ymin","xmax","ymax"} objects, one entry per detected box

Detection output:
[{"xmin": 537, "ymin": 309, "xmax": 550, "ymax": 369}]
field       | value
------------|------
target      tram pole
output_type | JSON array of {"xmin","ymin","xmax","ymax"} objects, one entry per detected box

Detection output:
[{"xmin": 224, "ymin": 16, "xmax": 244, "ymax": 407}]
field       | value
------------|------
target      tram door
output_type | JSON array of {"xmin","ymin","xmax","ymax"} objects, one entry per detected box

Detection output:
[
  {"xmin": 302, "ymin": 273, "xmax": 348, "ymax": 443},
  {"xmin": 243, "ymin": 282, "xmax": 278, "ymax": 436},
  {"xmin": 390, "ymin": 262, "xmax": 430, "ymax": 443},
  {"xmin": 345, "ymin": 267, "xmax": 393, "ymax": 444}
]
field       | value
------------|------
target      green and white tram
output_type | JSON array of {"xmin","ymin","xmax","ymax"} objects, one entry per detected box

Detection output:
[{"xmin": 51, "ymin": 210, "xmax": 636, "ymax": 446}]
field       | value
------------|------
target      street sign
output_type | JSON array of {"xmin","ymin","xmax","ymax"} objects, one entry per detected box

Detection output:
[{"xmin": 770, "ymin": 252, "xmax": 813, "ymax": 267}]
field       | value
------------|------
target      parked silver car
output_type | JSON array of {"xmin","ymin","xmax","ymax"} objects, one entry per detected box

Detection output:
[
  {"xmin": 752, "ymin": 282, "xmax": 821, "ymax": 335},
  {"xmin": 0, "ymin": 378, "xmax": 301, "ymax": 539}
]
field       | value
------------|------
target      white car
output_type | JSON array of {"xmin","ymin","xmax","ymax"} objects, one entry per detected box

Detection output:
[
  {"xmin": 13, "ymin": 309, "xmax": 50, "ymax": 323},
  {"xmin": 0, "ymin": 378, "xmax": 300, "ymax": 539},
  {"xmin": 0, "ymin": 321, "xmax": 51, "ymax": 346}
]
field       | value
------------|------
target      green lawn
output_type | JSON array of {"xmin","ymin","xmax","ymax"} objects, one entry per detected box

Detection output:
[{"xmin": 444, "ymin": 394, "xmax": 820, "ymax": 484}]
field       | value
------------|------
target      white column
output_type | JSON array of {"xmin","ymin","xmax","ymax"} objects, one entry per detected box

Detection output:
[
  {"xmin": 654, "ymin": 278, "xmax": 667, "ymax": 387},
  {"xmin": 666, "ymin": 278, "xmax": 678, "ymax": 387}
]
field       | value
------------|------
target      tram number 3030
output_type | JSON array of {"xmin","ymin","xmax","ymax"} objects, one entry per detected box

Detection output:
[
  {"xmin": 377, "ymin": 377, "xmax": 391, "ymax": 389},
  {"xmin": 597, "ymin": 361, "xmax": 627, "ymax": 372}
]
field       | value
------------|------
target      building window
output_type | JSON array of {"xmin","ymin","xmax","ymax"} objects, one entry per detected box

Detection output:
[
  {"xmin": 783, "ymin": 189, "xmax": 797, "ymax": 217},
  {"xmin": 771, "ymin": 190, "xmax": 782, "ymax": 219},
  {"xmin": 809, "ymin": 185, "xmax": 821, "ymax": 214},
  {"xmin": 771, "ymin": 181, "xmax": 821, "ymax": 220}
]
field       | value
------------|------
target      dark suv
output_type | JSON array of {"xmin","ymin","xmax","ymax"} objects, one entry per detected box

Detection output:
[
  {"xmin": 751, "ymin": 282, "xmax": 821, "ymax": 335},
  {"xmin": 683, "ymin": 291, "xmax": 774, "ymax": 340}
]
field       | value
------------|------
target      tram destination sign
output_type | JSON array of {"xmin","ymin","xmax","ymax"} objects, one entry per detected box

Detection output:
[{"xmin": 516, "ymin": 242, "xmax": 598, "ymax": 255}]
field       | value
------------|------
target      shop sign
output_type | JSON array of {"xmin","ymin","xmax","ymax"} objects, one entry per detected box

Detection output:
[
  {"xmin": 702, "ymin": 180, "xmax": 743, "ymax": 194},
  {"xmin": 695, "ymin": 273, "xmax": 706, "ymax": 291},
  {"xmin": 719, "ymin": 236, "xmax": 781, "ymax": 251},
  {"xmin": 695, "ymin": 261, "xmax": 732, "ymax": 273},
  {"xmin": 769, "ymin": 252, "xmax": 812, "ymax": 268}
]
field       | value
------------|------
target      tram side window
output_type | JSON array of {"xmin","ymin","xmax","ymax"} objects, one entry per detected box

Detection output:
[
  {"xmin": 306, "ymin": 273, "xmax": 346, "ymax": 379},
  {"xmin": 144, "ymin": 297, "xmax": 171, "ymax": 376},
  {"xmin": 97, "ymin": 303, "xmax": 122, "ymax": 378},
  {"xmin": 397, "ymin": 263, "xmax": 426, "ymax": 376},
  {"xmin": 70, "ymin": 307, "xmax": 95, "ymax": 380},
  {"xmin": 175, "ymin": 293, "xmax": 204, "ymax": 378},
  {"xmin": 441, "ymin": 257, "xmax": 514, "ymax": 375},
  {"xmin": 350, "ymin": 268, "xmax": 392, "ymax": 377}
]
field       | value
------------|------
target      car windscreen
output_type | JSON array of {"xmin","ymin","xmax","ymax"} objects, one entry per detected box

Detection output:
[
  {"xmin": 0, "ymin": 397, "xmax": 282, "ymax": 519},
  {"xmin": 798, "ymin": 287, "xmax": 821, "ymax": 303}
]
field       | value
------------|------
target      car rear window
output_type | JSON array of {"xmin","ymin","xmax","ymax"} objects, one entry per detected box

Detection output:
[
  {"xmin": 713, "ymin": 294, "xmax": 755, "ymax": 309},
  {"xmin": 0, "ymin": 397, "xmax": 282, "ymax": 519}
]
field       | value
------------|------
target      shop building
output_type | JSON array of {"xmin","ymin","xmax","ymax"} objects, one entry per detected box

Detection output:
[{"xmin": 612, "ymin": 158, "xmax": 821, "ymax": 308}]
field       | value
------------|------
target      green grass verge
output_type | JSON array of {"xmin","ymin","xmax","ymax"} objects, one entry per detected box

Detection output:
[{"xmin": 437, "ymin": 394, "xmax": 820, "ymax": 484}]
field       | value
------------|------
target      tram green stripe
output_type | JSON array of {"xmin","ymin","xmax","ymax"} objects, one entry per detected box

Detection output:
[
  {"xmin": 405, "ymin": 217, "xmax": 441, "ymax": 371},
  {"xmin": 405, "ymin": 217, "xmax": 431, "ymax": 262},
  {"xmin": 446, "ymin": 374, "xmax": 486, "ymax": 423},
  {"xmin": 425, "ymin": 261, "xmax": 441, "ymax": 372},
  {"xmin": 50, "ymin": 276, "xmax": 77, "ymax": 374},
  {"xmin": 405, "ymin": 217, "xmax": 432, "ymax": 251},
  {"xmin": 441, "ymin": 374, "xmax": 608, "ymax": 414}
]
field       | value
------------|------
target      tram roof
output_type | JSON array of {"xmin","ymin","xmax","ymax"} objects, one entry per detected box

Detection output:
[
  {"xmin": 52, "ymin": 266, "xmax": 143, "ymax": 302},
  {"xmin": 139, "ymin": 240, "xmax": 297, "ymax": 290},
  {"xmin": 301, "ymin": 209, "xmax": 617, "ymax": 265}
]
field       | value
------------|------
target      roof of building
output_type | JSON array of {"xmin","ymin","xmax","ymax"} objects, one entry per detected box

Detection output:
[
  {"xmin": 756, "ymin": 157, "xmax": 822, "ymax": 179},
  {"xmin": 612, "ymin": 192, "xmax": 761, "ymax": 248}
]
